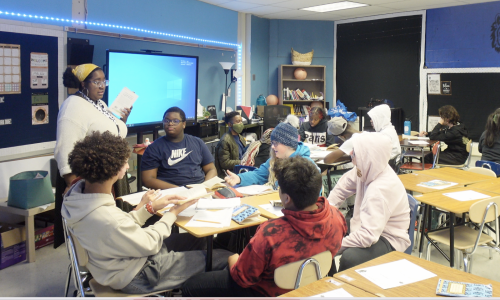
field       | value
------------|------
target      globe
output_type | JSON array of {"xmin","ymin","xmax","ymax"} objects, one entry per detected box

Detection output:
[{"xmin": 294, "ymin": 68, "xmax": 307, "ymax": 80}]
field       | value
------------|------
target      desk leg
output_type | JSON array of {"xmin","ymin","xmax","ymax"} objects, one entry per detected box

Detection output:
[
  {"xmin": 418, "ymin": 204, "xmax": 429, "ymax": 258},
  {"xmin": 327, "ymin": 167, "xmax": 333, "ymax": 194},
  {"xmin": 450, "ymin": 212, "xmax": 455, "ymax": 268},
  {"xmin": 206, "ymin": 235, "xmax": 213, "ymax": 272},
  {"xmin": 421, "ymin": 148, "xmax": 425, "ymax": 170},
  {"xmin": 25, "ymin": 215, "xmax": 35, "ymax": 263}
]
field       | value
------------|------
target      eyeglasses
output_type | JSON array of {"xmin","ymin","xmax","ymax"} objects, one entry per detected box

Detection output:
[
  {"xmin": 163, "ymin": 119, "xmax": 183, "ymax": 125},
  {"xmin": 87, "ymin": 80, "xmax": 109, "ymax": 87}
]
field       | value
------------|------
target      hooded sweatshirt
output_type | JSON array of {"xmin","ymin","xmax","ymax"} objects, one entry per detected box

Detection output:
[
  {"xmin": 367, "ymin": 104, "xmax": 401, "ymax": 159},
  {"xmin": 230, "ymin": 197, "xmax": 347, "ymax": 297},
  {"xmin": 299, "ymin": 118, "xmax": 335, "ymax": 146},
  {"xmin": 61, "ymin": 180, "xmax": 177, "ymax": 290},
  {"xmin": 429, "ymin": 122, "xmax": 469, "ymax": 164},
  {"xmin": 327, "ymin": 132, "xmax": 410, "ymax": 253},
  {"xmin": 237, "ymin": 142, "xmax": 315, "ymax": 187}
]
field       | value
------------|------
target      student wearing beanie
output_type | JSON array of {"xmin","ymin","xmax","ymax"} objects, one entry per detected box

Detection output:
[{"xmin": 225, "ymin": 122, "xmax": 316, "ymax": 188}]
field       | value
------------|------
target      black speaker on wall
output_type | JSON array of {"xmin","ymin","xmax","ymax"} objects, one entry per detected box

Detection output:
[{"xmin": 67, "ymin": 37, "xmax": 94, "ymax": 65}]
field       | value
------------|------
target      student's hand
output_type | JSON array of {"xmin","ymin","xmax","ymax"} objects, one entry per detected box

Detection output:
[
  {"xmin": 137, "ymin": 190, "xmax": 160, "ymax": 208},
  {"xmin": 438, "ymin": 117, "xmax": 444, "ymax": 125},
  {"xmin": 152, "ymin": 194, "xmax": 187, "ymax": 212},
  {"xmin": 418, "ymin": 131, "xmax": 427, "ymax": 137},
  {"xmin": 224, "ymin": 170, "xmax": 241, "ymax": 186},
  {"xmin": 228, "ymin": 253, "xmax": 239, "ymax": 268},
  {"xmin": 168, "ymin": 199, "xmax": 198, "ymax": 216},
  {"xmin": 120, "ymin": 106, "xmax": 133, "ymax": 123}
]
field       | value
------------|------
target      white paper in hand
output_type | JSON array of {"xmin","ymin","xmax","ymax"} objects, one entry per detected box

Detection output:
[{"xmin": 108, "ymin": 87, "xmax": 138, "ymax": 116}]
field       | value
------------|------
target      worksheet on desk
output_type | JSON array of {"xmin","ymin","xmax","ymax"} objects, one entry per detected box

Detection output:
[
  {"xmin": 311, "ymin": 288, "xmax": 353, "ymax": 297},
  {"xmin": 443, "ymin": 190, "xmax": 491, "ymax": 201},
  {"xmin": 259, "ymin": 204, "xmax": 284, "ymax": 217},
  {"xmin": 355, "ymin": 259, "xmax": 436, "ymax": 289}
]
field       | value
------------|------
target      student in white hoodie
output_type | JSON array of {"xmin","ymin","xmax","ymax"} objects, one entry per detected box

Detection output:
[
  {"xmin": 61, "ymin": 131, "xmax": 231, "ymax": 294},
  {"xmin": 327, "ymin": 133, "xmax": 410, "ymax": 272},
  {"xmin": 367, "ymin": 104, "xmax": 401, "ymax": 169}
]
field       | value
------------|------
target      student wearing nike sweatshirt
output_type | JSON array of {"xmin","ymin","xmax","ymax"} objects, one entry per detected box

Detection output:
[
  {"xmin": 299, "ymin": 107, "xmax": 335, "ymax": 146},
  {"xmin": 327, "ymin": 133, "xmax": 410, "ymax": 272},
  {"xmin": 224, "ymin": 122, "xmax": 317, "ymax": 188},
  {"xmin": 142, "ymin": 107, "xmax": 217, "ymax": 189},
  {"xmin": 62, "ymin": 131, "xmax": 231, "ymax": 293},
  {"xmin": 183, "ymin": 156, "xmax": 347, "ymax": 297}
]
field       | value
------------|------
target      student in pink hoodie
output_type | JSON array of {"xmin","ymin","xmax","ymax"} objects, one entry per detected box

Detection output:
[{"xmin": 327, "ymin": 132, "xmax": 410, "ymax": 272}]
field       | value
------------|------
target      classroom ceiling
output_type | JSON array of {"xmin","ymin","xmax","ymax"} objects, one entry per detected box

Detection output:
[{"xmin": 199, "ymin": 0, "xmax": 499, "ymax": 21}]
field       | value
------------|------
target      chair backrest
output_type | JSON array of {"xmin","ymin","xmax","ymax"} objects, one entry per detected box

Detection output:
[
  {"xmin": 467, "ymin": 167, "xmax": 497, "ymax": 177},
  {"xmin": 469, "ymin": 196, "xmax": 500, "ymax": 223},
  {"xmin": 431, "ymin": 141, "xmax": 440, "ymax": 168},
  {"xmin": 463, "ymin": 140, "xmax": 473, "ymax": 168},
  {"xmin": 405, "ymin": 194, "xmax": 419, "ymax": 254},
  {"xmin": 62, "ymin": 217, "xmax": 89, "ymax": 297},
  {"xmin": 263, "ymin": 105, "xmax": 291, "ymax": 131},
  {"xmin": 274, "ymin": 250, "xmax": 332, "ymax": 290},
  {"xmin": 476, "ymin": 160, "xmax": 500, "ymax": 177}
]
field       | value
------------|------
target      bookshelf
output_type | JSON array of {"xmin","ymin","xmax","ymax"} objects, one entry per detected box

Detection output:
[{"xmin": 279, "ymin": 65, "xmax": 326, "ymax": 114}]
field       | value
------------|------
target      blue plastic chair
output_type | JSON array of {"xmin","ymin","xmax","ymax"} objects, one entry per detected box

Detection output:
[
  {"xmin": 405, "ymin": 194, "xmax": 419, "ymax": 255},
  {"xmin": 475, "ymin": 160, "xmax": 500, "ymax": 177},
  {"xmin": 233, "ymin": 165, "xmax": 257, "ymax": 174}
]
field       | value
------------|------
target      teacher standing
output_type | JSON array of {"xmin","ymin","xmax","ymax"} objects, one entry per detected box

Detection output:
[{"xmin": 53, "ymin": 64, "xmax": 132, "ymax": 248}]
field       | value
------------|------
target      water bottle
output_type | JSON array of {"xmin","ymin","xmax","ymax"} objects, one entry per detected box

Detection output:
[{"xmin": 404, "ymin": 119, "xmax": 411, "ymax": 136}]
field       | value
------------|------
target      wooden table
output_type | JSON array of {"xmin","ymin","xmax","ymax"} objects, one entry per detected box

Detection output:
[
  {"xmin": 241, "ymin": 192, "xmax": 281, "ymax": 219},
  {"xmin": 398, "ymin": 173, "xmax": 464, "ymax": 194},
  {"xmin": 415, "ymin": 187, "xmax": 500, "ymax": 267},
  {"xmin": 400, "ymin": 138, "xmax": 437, "ymax": 170},
  {"xmin": 280, "ymin": 277, "xmax": 377, "ymax": 297},
  {"xmin": 467, "ymin": 178, "xmax": 500, "ymax": 194},
  {"xmin": 0, "ymin": 198, "xmax": 55, "ymax": 263},
  {"xmin": 334, "ymin": 251, "xmax": 500, "ymax": 297},
  {"xmin": 417, "ymin": 167, "xmax": 494, "ymax": 186}
]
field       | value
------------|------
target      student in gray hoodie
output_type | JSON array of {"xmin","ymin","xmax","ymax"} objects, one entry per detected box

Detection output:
[{"xmin": 62, "ymin": 131, "xmax": 231, "ymax": 294}]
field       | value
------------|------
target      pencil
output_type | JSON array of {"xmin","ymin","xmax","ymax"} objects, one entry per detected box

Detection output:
[{"xmin": 194, "ymin": 219, "xmax": 221, "ymax": 224}]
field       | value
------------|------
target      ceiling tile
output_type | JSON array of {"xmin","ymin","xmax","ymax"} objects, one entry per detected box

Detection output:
[
  {"xmin": 272, "ymin": 0, "xmax": 347, "ymax": 10},
  {"xmin": 241, "ymin": 6, "xmax": 291, "ymax": 15},
  {"xmin": 289, "ymin": 13, "xmax": 344, "ymax": 21},
  {"xmin": 198, "ymin": 0, "xmax": 234, "ymax": 5},
  {"xmin": 218, "ymin": 1, "xmax": 263, "ymax": 10},
  {"xmin": 238, "ymin": 0, "xmax": 289, "ymax": 5},
  {"xmin": 333, "ymin": 5, "xmax": 399, "ymax": 17},
  {"xmin": 259, "ymin": 9, "xmax": 319, "ymax": 19}
]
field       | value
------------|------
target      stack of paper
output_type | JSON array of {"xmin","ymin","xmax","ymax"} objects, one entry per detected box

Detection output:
[
  {"xmin": 118, "ymin": 186, "xmax": 188, "ymax": 206},
  {"xmin": 186, "ymin": 176, "xmax": 226, "ymax": 191},
  {"xmin": 259, "ymin": 204, "xmax": 284, "ymax": 217},
  {"xmin": 236, "ymin": 185, "xmax": 273, "ymax": 195},
  {"xmin": 417, "ymin": 180, "xmax": 458, "ymax": 190},
  {"xmin": 443, "ymin": 190, "xmax": 491, "ymax": 201},
  {"xmin": 185, "ymin": 209, "xmax": 233, "ymax": 228}
]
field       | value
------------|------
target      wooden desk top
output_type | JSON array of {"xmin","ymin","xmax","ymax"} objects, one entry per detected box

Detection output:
[
  {"xmin": 241, "ymin": 192, "xmax": 282, "ymax": 219},
  {"xmin": 467, "ymin": 178, "xmax": 500, "ymax": 194},
  {"xmin": 280, "ymin": 277, "xmax": 377, "ymax": 297},
  {"xmin": 414, "ymin": 187, "xmax": 500, "ymax": 214},
  {"xmin": 398, "ymin": 173, "xmax": 465, "ymax": 194},
  {"xmin": 334, "ymin": 251, "xmax": 500, "ymax": 297},
  {"xmin": 416, "ymin": 167, "xmax": 494, "ymax": 185}
]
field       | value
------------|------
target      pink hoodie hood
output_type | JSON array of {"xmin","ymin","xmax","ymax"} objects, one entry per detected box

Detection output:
[
  {"xmin": 367, "ymin": 104, "xmax": 391, "ymax": 132},
  {"xmin": 351, "ymin": 132, "xmax": 391, "ymax": 183}
]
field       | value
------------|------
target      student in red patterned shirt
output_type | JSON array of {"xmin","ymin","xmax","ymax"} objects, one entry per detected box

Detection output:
[{"xmin": 182, "ymin": 156, "xmax": 347, "ymax": 297}]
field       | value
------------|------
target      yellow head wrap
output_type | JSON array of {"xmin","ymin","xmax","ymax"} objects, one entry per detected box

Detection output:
[{"xmin": 71, "ymin": 63, "xmax": 99, "ymax": 82}]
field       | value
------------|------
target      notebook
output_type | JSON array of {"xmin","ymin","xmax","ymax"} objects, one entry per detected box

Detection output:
[{"xmin": 436, "ymin": 279, "xmax": 492, "ymax": 297}]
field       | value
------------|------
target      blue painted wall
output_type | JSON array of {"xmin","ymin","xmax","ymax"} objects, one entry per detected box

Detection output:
[
  {"xmin": 250, "ymin": 15, "xmax": 270, "ymax": 106},
  {"xmin": 0, "ymin": 0, "xmax": 72, "ymax": 25},
  {"xmin": 268, "ymin": 19, "xmax": 334, "ymax": 108},
  {"xmin": 426, "ymin": 1, "xmax": 500, "ymax": 68}
]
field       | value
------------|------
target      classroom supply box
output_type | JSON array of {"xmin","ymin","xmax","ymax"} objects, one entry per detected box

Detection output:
[
  {"xmin": 34, "ymin": 224, "xmax": 54, "ymax": 250},
  {"xmin": 0, "ymin": 222, "xmax": 26, "ymax": 270},
  {"xmin": 7, "ymin": 170, "xmax": 55, "ymax": 209}
]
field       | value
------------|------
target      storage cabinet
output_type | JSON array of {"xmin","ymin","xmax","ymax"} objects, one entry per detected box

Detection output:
[{"xmin": 278, "ymin": 65, "xmax": 326, "ymax": 111}]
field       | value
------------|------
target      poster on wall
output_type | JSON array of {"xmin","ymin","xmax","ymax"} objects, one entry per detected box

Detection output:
[
  {"xmin": 427, "ymin": 74, "xmax": 441, "ymax": 95},
  {"xmin": 30, "ymin": 52, "xmax": 48, "ymax": 89},
  {"xmin": 31, "ymin": 92, "xmax": 49, "ymax": 125},
  {"xmin": 441, "ymin": 81, "xmax": 452, "ymax": 95},
  {"xmin": 0, "ymin": 44, "xmax": 21, "ymax": 94}
]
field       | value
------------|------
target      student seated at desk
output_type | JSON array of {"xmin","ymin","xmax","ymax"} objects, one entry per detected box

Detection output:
[
  {"xmin": 240, "ymin": 128, "xmax": 273, "ymax": 168},
  {"xmin": 61, "ymin": 131, "xmax": 231, "ymax": 294},
  {"xmin": 299, "ymin": 107, "xmax": 335, "ymax": 146},
  {"xmin": 141, "ymin": 107, "xmax": 217, "ymax": 189},
  {"xmin": 182, "ymin": 156, "xmax": 347, "ymax": 297},
  {"xmin": 215, "ymin": 111, "xmax": 247, "ymax": 178},
  {"xmin": 224, "ymin": 122, "xmax": 315, "ymax": 188},
  {"xmin": 420, "ymin": 105, "xmax": 469, "ymax": 165},
  {"xmin": 367, "ymin": 104, "xmax": 401, "ymax": 166},
  {"xmin": 327, "ymin": 133, "xmax": 410, "ymax": 272},
  {"xmin": 479, "ymin": 108, "xmax": 500, "ymax": 163},
  {"xmin": 323, "ymin": 117, "xmax": 360, "ymax": 164}
]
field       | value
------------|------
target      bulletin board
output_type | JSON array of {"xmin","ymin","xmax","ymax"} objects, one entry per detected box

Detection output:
[
  {"xmin": 0, "ymin": 31, "xmax": 59, "ymax": 149},
  {"xmin": 427, "ymin": 72, "xmax": 500, "ymax": 141}
]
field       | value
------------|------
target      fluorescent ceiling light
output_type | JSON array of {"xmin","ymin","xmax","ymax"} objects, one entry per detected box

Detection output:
[{"xmin": 301, "ymin": 1, "xmax": 368, "ymax": 12}]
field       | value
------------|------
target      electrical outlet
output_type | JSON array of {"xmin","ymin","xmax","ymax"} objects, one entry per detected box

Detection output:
[
  {"xmin": 253, "ymin": 74, "xmax": 256, "ymax": 81},
  {"xmin": 0, "ymin": 97, "xmax": 4, "ymax": 103},
  {"xmin": 0, "ymin": 120, "xmax": 4, "ymax": 125},
  {"xmin": 5, "ymin": 119, "xmax": 11, "ymax": 125}
]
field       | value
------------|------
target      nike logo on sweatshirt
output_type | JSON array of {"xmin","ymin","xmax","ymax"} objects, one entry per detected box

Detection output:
[{"xmin": 167, "ymin": 148, "xmax": 193, "ymax": 166}]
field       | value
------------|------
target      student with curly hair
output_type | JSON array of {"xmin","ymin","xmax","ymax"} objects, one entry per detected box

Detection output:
[
  {"xmin": 183, "ymin": 156, "xmax": 347, "ymax": 297},
  {"xmin": 62, "ymin": 131, "xmax": 231, "ymax": 294},
  {"xmin": 214, "ymin": 111, "xmax": 247, "ymax": 178},
  {"xmin": 479, "ymin": 108, "xmax": 500, "ymax": 163},
  {"xmin": 420, "ymin": 105, "xmax": 469, "ymax": 165},
  {"xmin": 53, "ymin": 64, "xmax": 133, "ymax": 248}
]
